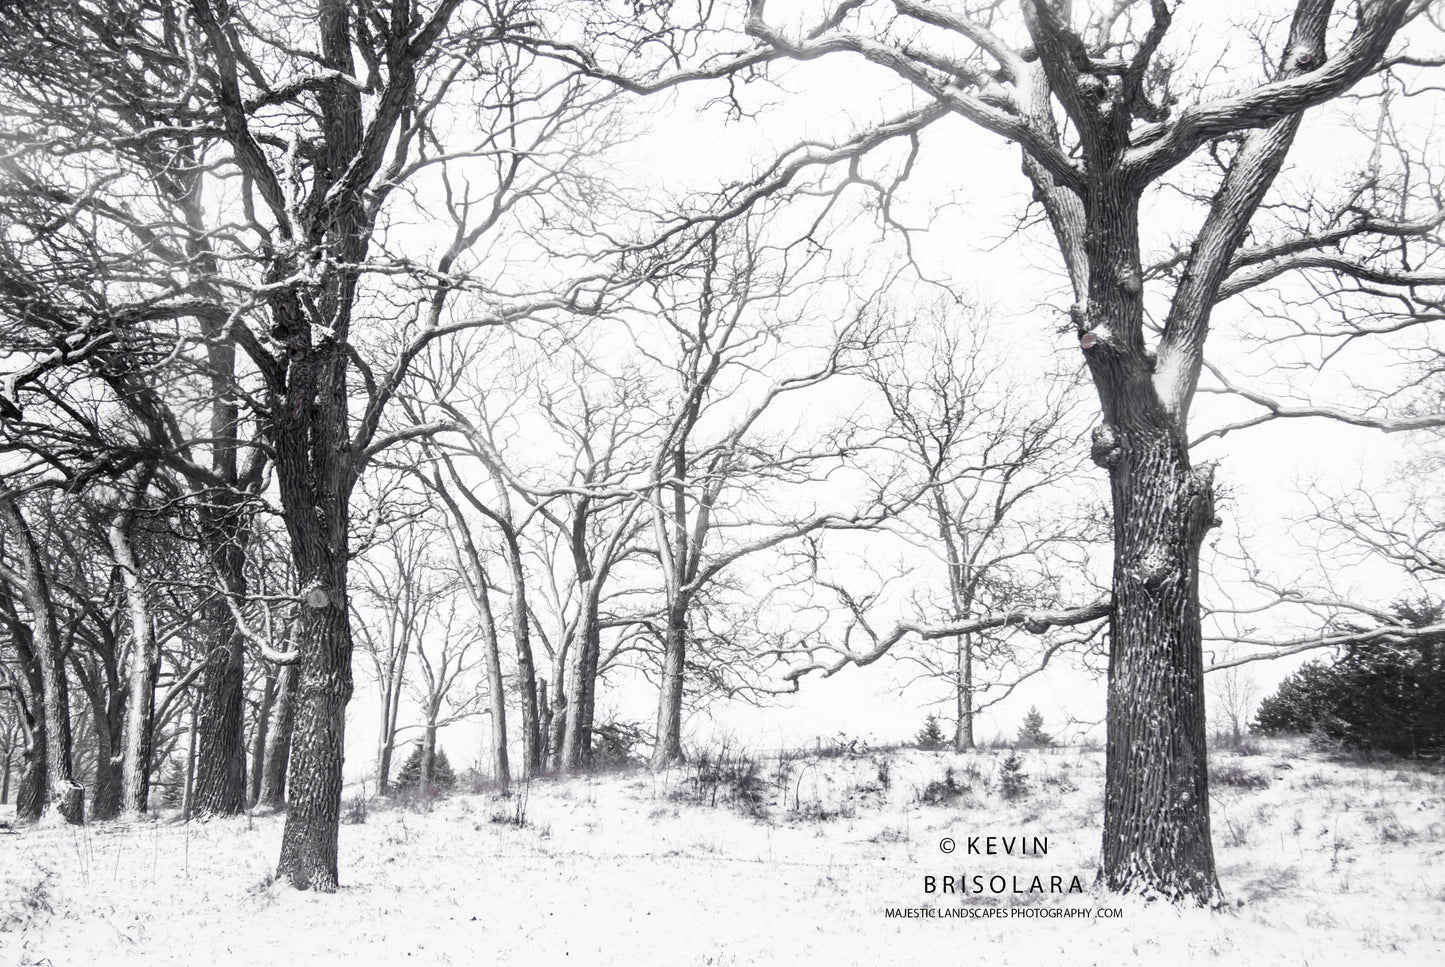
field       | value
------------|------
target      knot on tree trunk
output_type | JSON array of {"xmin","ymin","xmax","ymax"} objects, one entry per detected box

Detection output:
[
  {"xmin": 1126, "ymin": 547, "xmax": 1172, "ymax": 591},
  {"xmin": 1077, "ymin": 73, "xmax": 1109, "ymax": 111},
  {"xmin": 1116, "ymin": 266, "xmax": 1142, "ymax": 295},
  {"xmin": 1184, "ymin": 464, "xmax": 1219, "ymax": 546},
  {"xmin": 1286, "ymin": 44, "xmax": 1325, "ymax": 73},
  {"xmin": 1091, "ymin": 424, "xmax": 1121, "ymax": 469},
  {"xmin": 52, "ymin": 780, "xmax": 85, "ymax": 825}
]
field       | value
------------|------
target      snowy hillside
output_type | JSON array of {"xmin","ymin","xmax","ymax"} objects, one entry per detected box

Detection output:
[{"xmin": 3, "ymin": 739, "xmax": 1442, "ymax": 966}]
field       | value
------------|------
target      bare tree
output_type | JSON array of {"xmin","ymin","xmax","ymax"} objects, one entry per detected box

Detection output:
[
  {"xmin": 256, "ymin": 659, "xmax": 299, "ymax": 811},
  {"xmin": 0, "ymin": 540, "xmax": 50, "ymax": 820},
  {"xmin": 107, "ymin": 469, "xmax": 163, "ymax": 817},
  {"xmin": 0, "ymin": 490, "xmax": 83, "ymax": 822},
  {"xmin": 537, "ymin": 404, "xmax": 652, "ymax": 773},
  {"xmin": 534, "ymin": 0, "xmax": 1441, "ymax": 903},
  {"xmin": 407, "ymin": 330, "xmax": 655, "ymax": 772},
  {"xmin": 1207, "ymin": 445, "xmax": 1445, "ymax": 671},
  {"xmin": 352, "ymin": 512, "xmax": 445, "ymax": 796},
  {"xmin": 405, "ymin": 573, "xmax": 486, "ymax": 798},
  {"xmin": 1, "ymin": 0, "xmax": 624, "ymax": 887},
  {"xmin": 427, "ymin": 477, "xmax": 519, "ymax": 789},
  {"xmin": 0, "ymin": 707, "xmax": 18, "ymax": 805},
  {"xmin": 839, "ymin": 308, "xmax": 1106, "ymax": 749},
  {"xmin": 1209, "ymin": 663, "xmax": 1258, "ymax": 743},
  {"xmin": 0, "ymin": 0, "xmax": 273, "ymax": 819},
  {"xmin": 623, "ymin": 218, "xmax": 885, "ymax": 766}
]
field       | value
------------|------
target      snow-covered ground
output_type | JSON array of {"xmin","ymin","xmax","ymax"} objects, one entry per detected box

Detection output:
[{"xmin": 3, "ymin": 738, "xmax": 1442, "ymax": 966}]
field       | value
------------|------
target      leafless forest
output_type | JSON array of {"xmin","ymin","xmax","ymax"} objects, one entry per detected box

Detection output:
[{"xmin": 0, "ymin": 0, "xmax": 1442, "ymax": 920}]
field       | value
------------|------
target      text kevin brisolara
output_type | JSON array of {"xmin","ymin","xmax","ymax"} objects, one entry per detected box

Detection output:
[{"xmin": 924, "ymin": 873, "xmax": 1088, "ymax": 895}]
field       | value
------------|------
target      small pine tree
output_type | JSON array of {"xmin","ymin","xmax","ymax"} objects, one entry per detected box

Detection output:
[
  {"xmin": 1017, "ymin": 706, "xmax": 1052, "ymax": 747},
  {"xmin": 916, "ymin": 713, "xmax": 946, "ymax": 750},
  {"xmin": 999, "ymin": 752, "xmax": 1028, "ymax": 800},
  {"xmin": 393, "ymin": 743, "xmax": 457, "ymax": 792}
]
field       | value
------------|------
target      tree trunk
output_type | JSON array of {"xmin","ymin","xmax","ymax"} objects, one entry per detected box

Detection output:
[
  {"xmin": 1081, "ymin": 177, "xmax": 1220, "ymax": 905},
  {"xmin": 189, "ymin": 218, "xmax": 251, "ymax": 815},
  {"xmin": 932, "ymin": 496, "xmax": 975, "ymax": 752},
  {"xmin": 191, "ymin": 502, "xmax": 250, "ymax": 817},
  {"xmin": 954, "ymin": 631, "xmax": 974, "ymax": 752},
  {"xmin": 248, "ymin": 668, "xmax": 277, "ymax": 807},
  {"xmin": 111, "ymin": 507, "xmax": 158, "ymax": 817},
  {"xmin": 537, "ymin": 681, "xmax": 553, "ymax": 767},
  {"xmin": 0, "ymin": 495, "xmax": 82, "ymax": 824},
  {"xmin": 7, "ymin": 619, "xmax": 45, "ymax": 821},
  {"xmin": 432, "ymin": 473, "xmax": 541, "ymax": 779},
  {"xmin": 15, "ymin": 723, "xmax": 42, "ymax": 821},
  {"xmin": 258, "ymin": 660, "xmax": 298, "ymax": 810},
  {"xmin": 547, "ymin": 637, "xmax": 570, "ymax": 771},
  {"xmin": 181, "ymin": 701, "xmax": 198, "ymax": 821},
  {"xmin": 275, "ymin": 592, "xmax": 353, "ymax": 890},
  {"xmin": 559, "ymin": 595, "xmax": 601, "ymax": 772},
  {"xmin": 475, "ymin": 585, "xmax": 510, "ymax": 790},
  {"xmin": 376, "ymin": 724, "xmax": 396, "ymax": 798},
  {"xmin": 270, "ymin": 246, "xmax": 359, "ymax": 890},
  {"xmin": 420, "ymin": 719, "xmax": 437, "ymax": 798},
  {"xmin": 500, "ymin": 530, "xmax": 541, "ymax": 777},
  {"xmin": 548, "ymin": 681, "xmax": 568, "ymax": 772},
  {"xmin": 444, "ymin": 522, "xmax": 511, "ymax": 788},
  {"xmin": 89, "ymin": 696, "xmax": 123, "ymax": 821},
  {"xmin": 374, "ymin": 651, "xmax": 404, "ymax": 796},
  {"xmin": 576, "ymin": 618, "xmax": 601, "ymax": 765},
  {"xmin": 651, "ymin": 601, "xmax": 688, "ymax": 768},
  {"xmin": 1098, "ymin": 429, "xmax": 1219, "ymax": 903}
]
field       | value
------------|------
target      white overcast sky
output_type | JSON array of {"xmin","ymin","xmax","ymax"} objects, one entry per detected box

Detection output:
[{"xmin": 345, "ymin": 0, "xmax": 1442, "ymax": 775}]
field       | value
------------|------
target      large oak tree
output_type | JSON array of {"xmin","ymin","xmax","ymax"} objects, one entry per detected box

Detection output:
[{"xmin": 537, "ymin": 0, "xmax": 1444, "ymax": 903}]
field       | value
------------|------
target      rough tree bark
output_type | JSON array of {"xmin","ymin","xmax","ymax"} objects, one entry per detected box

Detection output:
[
  {"xmin": 954, "ymin": 632, "xmax": 974, "ymax": 753},
  {"xmin": 181, "ymin": 701, "xmax": 197, "ymax": 821},
  {"xmin": 1065, "ymin": 161, "xmax": 1221, "ymax": 900},
  {"xmin": 555, "ymin": 492, "xmax": 626, "ymax": 773},
  {"xmin": 72, "ymin": 653, "xmax": 125, "ymax": 822},
  {"xmin": 650, "ymin": 424, "xmax": 695, "ymax": 768},
  {"xmin": 653, "ymin": 600, "xmax": 690, "ymax": 767},
  {"xmin": 537, "ymin": 678, "xmax": 554, "ymax": 764},
  {"xmin": 419, "ymin": 712, "xmax": 440, "ymax": 798},
  {"xmin": 474, "ymin": 580, "xmax": 511, "ymax": 790},
  {"xmin": 936, "ymin": 498, "xmax": 974, "ymax": 753},
  {"xmin": 0, "ymin": 730, "xmax": 10, "ymax": 805}
]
